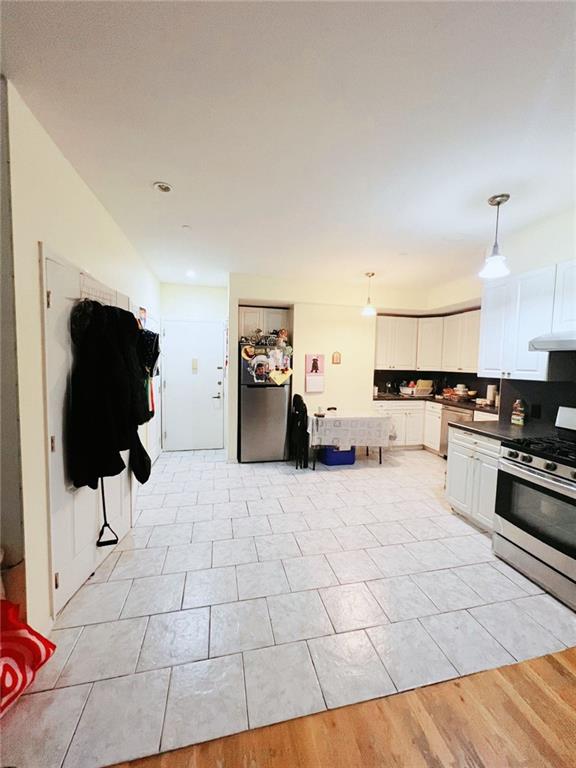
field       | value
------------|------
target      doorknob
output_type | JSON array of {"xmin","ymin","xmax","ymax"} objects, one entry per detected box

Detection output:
[{"xmin": 212, "ymin": 394, "xmax": 221, "ymax": 399}]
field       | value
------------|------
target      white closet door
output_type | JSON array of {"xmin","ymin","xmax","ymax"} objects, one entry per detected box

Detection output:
[{"xmin": 45, "ymin": 257, "xmax": 131, "ymax": 613}]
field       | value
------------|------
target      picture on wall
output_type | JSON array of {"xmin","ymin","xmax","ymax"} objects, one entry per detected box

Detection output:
[{"xmin": 305, "ymin": 353, "xmax": 325, "ymax": 393}]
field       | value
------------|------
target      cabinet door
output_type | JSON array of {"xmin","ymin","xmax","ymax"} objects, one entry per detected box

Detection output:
[
  {"xmin": 506, "ymin": 266, "xmax": 555, "ymax": 381},
  {"xmin": 381, "ymin": 409, "xmax": 406, "ymax": 445},
  {"xmin": 553, "ymin": 260, "xmax": 576, "ymax": 332},
  {"xmin": 263, "ymin": 308, "xmax": 290, "ymax": 334},
  {"xmin": 441, "ymin": 314, "xmax": 462, "ymax": 371},
  {"xmin": 472, "ymin": 455, "xmax": 498, "ymax": 530},
  {"xmin": 424, "ymin": 410, "xmax": 441, "ymax": 451},
  {"xmin": 375, "ymin": 316, "xmax": 395, "ymax": 369},
  {"xmin": 459, "ymin": 310, "xmax": 481, "ymax": 372},
  {"xmin": 477, "ymin": 280, "xmax": 509, "ymax": 377},
  {"xmin": 417, "ymin": 317, "xmax": 444, "ymax": 370},
  {"xmin": 405, "ymin": 409, "xmax": 424, "ymax": 445},
  {"xmin": 392, "ymin": 317, "xmax": 418, "ymax": 369},
  {"xmin": 239, "ymin": 306, "xmax": 264, "ymax": 337},
  {"xmin": 446, "ymin": 443, "xmax": 475, "ymax": 516}
]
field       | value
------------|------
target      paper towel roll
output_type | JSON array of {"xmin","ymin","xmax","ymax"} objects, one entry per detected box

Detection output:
[{"xmin": 486, "ymin": 384, "xmax": 497, "ymax": 404}]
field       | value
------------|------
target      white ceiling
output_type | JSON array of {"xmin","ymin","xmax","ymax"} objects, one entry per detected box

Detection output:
[{"xmin": 3, "ymin": 1, "xmax": 574, "ymax": 288}]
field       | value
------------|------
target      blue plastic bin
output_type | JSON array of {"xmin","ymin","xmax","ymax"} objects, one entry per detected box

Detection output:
[{"xmin": 319, "ymin": 446, "xmax": 356, "ymax": 466}]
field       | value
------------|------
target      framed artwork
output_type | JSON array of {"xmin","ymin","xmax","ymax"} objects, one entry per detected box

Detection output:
[
  {"xmin": 305, "ymin": 353, "xmax": 324, "ymax": 393},
  {"xmin": 331, "ymin": 351, "xmax": 341, "ymax": 365}
]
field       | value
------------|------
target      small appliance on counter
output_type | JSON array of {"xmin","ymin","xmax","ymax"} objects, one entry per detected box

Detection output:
[{"xmin": 494, "ymin": 405, "xmax": 576, "ymax": 610}]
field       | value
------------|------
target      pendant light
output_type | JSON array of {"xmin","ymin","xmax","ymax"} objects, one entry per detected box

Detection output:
[
  {"xmin": 479, "ymin": 193, "xmax": 511, "ymax": 279},
  {"xmin": 361, "ymin": 272, "xmax": 376, "ymax": 316}
]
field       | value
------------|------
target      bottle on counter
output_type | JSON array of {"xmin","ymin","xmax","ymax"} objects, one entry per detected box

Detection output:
[{"xmin": 511, "ymin": 399, "xmax": 526, "ymax": 426}]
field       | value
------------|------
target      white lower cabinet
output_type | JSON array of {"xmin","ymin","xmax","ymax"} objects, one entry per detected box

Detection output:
[
  {"xmin": 373, "ymin": 401, "xmax": 425, "ymax": 447},
  {"xmin": 473, "ymin": 455, "xmax": 499, "ymax": 530},
  {"xmin": 424, "ymin": 402, "xmax": 442, "ymax": 452},
  {"xmin": 446, "ymin": 427, "xmax": 500, "ymax": 530}
]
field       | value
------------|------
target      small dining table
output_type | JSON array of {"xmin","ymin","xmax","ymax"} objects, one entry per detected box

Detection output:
[{"xmin": 307, "ymin": 410, "xmax": 397, "ymax": 469}]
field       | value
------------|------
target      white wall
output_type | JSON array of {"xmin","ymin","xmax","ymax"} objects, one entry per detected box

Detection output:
[
  {"xmin": 8, "ymin": 82, "xmax": 160, "ymax": 634},
  {"xmin": 161, "ymin": 283, "xmax": 227, "ymax": 322},
  {"xmin": 427, "ymin": 207, "xmax": 575, "ymax": 309}
]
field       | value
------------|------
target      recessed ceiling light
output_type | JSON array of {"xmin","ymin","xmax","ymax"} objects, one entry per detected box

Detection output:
[
  {"xmin": 153, "ymin": 181, "xmax": 172, "ymax": 193},
  {"xmin": 186, "ymin": 269, "xmax": 196, "ymax": 279}
]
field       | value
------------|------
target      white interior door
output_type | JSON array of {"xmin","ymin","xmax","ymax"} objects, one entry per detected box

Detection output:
[
  {"xmin": 45, "ymin": 257, "xmax": 132, "ymax": 614},
  {"xmin": 162, "ymin": 320, "xmax": 225, "ymax": 451}
]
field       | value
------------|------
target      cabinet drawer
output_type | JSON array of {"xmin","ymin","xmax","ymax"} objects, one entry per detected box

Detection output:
[
  {"xmin": 425, "ymin": 402, "xmax": 443, "ymax": 415},
  {"xmin": 449, "ymin": 427, "xmax": 500, "ymax": 457}
]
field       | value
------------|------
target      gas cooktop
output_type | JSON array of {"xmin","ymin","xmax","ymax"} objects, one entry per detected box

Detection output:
[{"xmin": 502, "ymin": 436, "xmax": 576, "ymax": 468}]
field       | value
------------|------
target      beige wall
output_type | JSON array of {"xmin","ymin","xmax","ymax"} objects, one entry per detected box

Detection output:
[
  {"xmin": 292, "ymin": 304, "xmax": 375, "ymax": 412},
  {"xmin": 427, "ymin": 207, "xmax": 575, "ymax": 309},
  {"xmin": 161, "ymin": 283, "xmax": 227, "ymax": 322},
  {"xmin": 8, "ymin": 82, "xmax": 160, "ymax": 634}
]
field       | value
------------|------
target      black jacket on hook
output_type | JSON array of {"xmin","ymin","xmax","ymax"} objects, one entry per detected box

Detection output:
[{"xmin": 67, "ymin": 299, "xmax": 152, "ymax": 490}]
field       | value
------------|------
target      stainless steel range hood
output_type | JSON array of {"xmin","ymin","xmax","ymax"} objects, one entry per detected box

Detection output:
[{"xmin": 529, "ymin": 331, "xmax": 576, "ymax": 351}]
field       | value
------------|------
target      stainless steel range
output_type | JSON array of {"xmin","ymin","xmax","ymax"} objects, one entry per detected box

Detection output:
[{"xmin": 493, "ymin": 406, "xmax": 576, "ymax": 610}]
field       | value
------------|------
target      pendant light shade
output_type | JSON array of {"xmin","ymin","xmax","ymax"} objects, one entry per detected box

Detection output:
[
  {"xmin": 362, "ymin": 272, "xmax": 376, "ymax": 316},
  {"xmin": 479, "ymin": 194, "xmax": 511, "ymax": 279}
]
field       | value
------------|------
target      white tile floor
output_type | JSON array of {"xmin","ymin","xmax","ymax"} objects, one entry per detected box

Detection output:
[{"xmin": 4, "ymin": 448, "xmax": 576, "ymax": 768}]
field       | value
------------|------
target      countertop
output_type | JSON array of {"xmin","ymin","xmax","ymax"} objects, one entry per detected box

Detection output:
[
  {"xmin": 373, "ymin": 394, "xmax": 498, "ymax": 415},
  {"xmin": 447, "ymin": 420, "xmax": 558, "ymax": 442}
]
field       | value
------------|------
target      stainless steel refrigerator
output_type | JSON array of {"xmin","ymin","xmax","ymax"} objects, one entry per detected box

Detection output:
[{"xmin": 238, "ymin": 343, "xmax": 292, "ymax": 462}]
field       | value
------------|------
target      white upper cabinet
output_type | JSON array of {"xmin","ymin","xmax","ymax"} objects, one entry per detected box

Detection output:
[
  {"xmin": 478, "ymin": 265, "xmax": 556, "ymax": 380},
  {"xmin": 376, "ymin": 312, "xmax": 479, "ymax": 372},
  {"xmin": 416, "ymin": 317, "xmax": 444, "ymax": 370},
  {"xmin": 441, "ymin": 314, "xmax": 462, "ymax": 371},
  {"xmin": 239, "ymin": 306, "xmax": 264, "ymax": 337},
  {"xmin": 441, "ymin": 310, "xmax": 480, "ymax": 373},
  {"xmin": 375, "ymin": 316, "xmax": 418, "ymax": 369},
  {"xmin": 477, "ymin": 280, "xmax": 509, "ymax": 377},
  {"xmin": 263, "ymin": 307, "xmax": 291, "ymax": 334},
  {"xmin": 459, "ymin": 310, "xmax": 481, "ymax": 372},
  {"xmin": 553, "ymin": 259, "xmax": 576, "ymax": 332},
  {"xmin": 239, "ymin": 306, "xmax": 291, "ymax": 338},
  {"xmin": 504, "ymin": 267, "xmax": 555, "ymax": 380}
]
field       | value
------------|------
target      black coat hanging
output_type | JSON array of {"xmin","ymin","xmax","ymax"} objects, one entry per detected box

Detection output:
[{"xmin": 67, "ymin": 299, "xmax": 152, "ymax": 491}]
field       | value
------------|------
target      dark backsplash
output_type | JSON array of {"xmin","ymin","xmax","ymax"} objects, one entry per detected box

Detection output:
[
  {"xmin": 500, "ymin": 379, "xmax": 576, "ymax": 424},
  {"xmin": 373, "ymin": 370, "xmax": 500, "ymax": 397}
]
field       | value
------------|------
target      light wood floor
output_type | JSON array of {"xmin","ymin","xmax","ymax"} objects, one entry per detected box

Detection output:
[{"xmin": 115, "ymin": 648, "xmax": 576, "ymax": 768}]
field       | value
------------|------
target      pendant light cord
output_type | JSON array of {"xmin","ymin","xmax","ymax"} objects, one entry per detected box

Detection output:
[{"xmin": 494, "ymin": 203, "xmax": 500, "ymax": 247}]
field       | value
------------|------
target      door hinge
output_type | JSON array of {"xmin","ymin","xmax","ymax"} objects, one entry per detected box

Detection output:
[
  {"xmin": 46, "ymin": 290, "xmax": 52, "ymax": 309},
  {"xmin": 50, "ymin": 435, "xmax": 56, "ymax": 452},
  {"xmin": 54, "ymin": 572, "xmax": 60, "ymax": 589},
  {"xmin": 164, "ymin": 431, "xmax": 167, "ymax": 439}
]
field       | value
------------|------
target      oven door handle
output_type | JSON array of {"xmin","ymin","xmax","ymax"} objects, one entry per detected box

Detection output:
[{"xmin": 499, "ymin": 459, "xmax": 576, "ymax": 500}]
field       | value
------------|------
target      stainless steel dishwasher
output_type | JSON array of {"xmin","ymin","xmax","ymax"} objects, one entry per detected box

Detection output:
[{"xmin": 440, "ymin": 405, "xmax": 474, "ymax": 457}]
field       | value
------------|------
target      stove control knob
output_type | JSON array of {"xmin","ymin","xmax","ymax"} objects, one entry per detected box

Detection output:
[
  {"xmin": 544, "ymin": 462, "xmax": 558, "ymax": 472},
  {"xmin": 507, "ymin": 450, "xmax": 519, "ymax": 459},
  {"xmin": 521, "ymin": 455, "xmax": 533, "ymax": 463}
]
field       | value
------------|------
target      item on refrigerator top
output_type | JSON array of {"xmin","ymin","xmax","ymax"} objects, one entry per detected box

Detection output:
[{"xmin": 511, "ymin": 399, "xmax": 526, "ymax": 426}]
